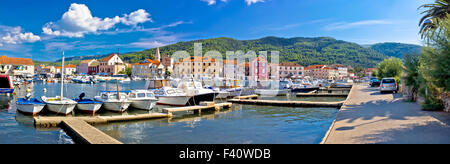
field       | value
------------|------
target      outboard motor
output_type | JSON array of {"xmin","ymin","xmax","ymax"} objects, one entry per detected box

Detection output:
[
  {"xmin": 25, "ymin": 93, "xmax": 32, "ymax": 100},
  {"xmin": 79, "ymin": 93, "xmax": 86, "ymax": 101}
]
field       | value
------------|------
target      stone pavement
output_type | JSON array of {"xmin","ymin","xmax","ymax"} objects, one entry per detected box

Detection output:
[{"xmin": 322, "ymin": 84, "xmax": 450, "ymax": 144}]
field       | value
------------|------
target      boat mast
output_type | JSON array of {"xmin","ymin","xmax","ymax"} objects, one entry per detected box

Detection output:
[{"xmin": 61, "ymin": 51, "xmax": 65, "ymax": 100}]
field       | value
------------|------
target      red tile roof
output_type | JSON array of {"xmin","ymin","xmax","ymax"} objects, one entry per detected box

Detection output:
[
  {"xmin": 100, "ymin": 54, "xmax": 118, "ymax": 62},
  {"xmin": 0, "ymin": 55, "xmax": 33, "ymax": 65}
]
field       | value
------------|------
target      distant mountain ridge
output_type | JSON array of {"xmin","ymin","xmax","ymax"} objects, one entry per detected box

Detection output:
[
  {"xmin": 36, "ymin": 36, "xmax": 398, "ymax": 68},
  {"xmin": 369, "ymin": 42, "xmax": 422, "ymax": 59}
]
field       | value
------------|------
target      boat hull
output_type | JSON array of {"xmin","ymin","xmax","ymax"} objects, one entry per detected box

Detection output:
[
  {"xmin": 186, "ymin": 92, "xmax": 218, "ymax": 106},
  {"xmin": 157, "ymin": 96, "xmax": 191, "ymax": 106},
  {"xmin": 130, "ymin": 99, "xmax": 158, "ymax": 110},
  {"xmin": 76, "ymin": 103, "xmax": 102, "ymax": 114},
  {"xmin": 215, "ymin": 91, "xmax": 230, "ymax": 99},
  {"xmin": 291, "ymin": 87, "xmax": 319, "ymax": 93},
  {"xmin": 102, "ymin": 102, "xmax": 131, "ymax": 112},
  {"xmin": 46, "ymin": 104, "xmax": 76, "ymax": 115},
  {"xmin": 16, "ymin": 104, "xmax": 45, "ymax": 115}
]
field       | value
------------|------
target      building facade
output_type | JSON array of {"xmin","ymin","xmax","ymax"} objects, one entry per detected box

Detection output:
[
  {"xmin": 77, "ymin": 59, "xmax": 99, "ymax": 74},
  {"xmin": 173, "ymin": 56, "xmax": 222, "ymax": 79},
  {"xmin": 0, "ymin": 55, "xmax": 34, "ymax": 77},
  {"xmin": 278, "ymin": 62, "xmax": 304, "ymax": 79},
  {"xmin": 304, "ymin": 65, "xmax": 338, "ymax": 80},
  {"xmin": 98, "ymin": 54, "xmax": 126, "ymax": 76}
]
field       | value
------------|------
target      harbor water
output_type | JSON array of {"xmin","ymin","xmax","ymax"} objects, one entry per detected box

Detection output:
[{"xmin": 0, "ymin": 81, "xmax": 343, "ymax": 144}]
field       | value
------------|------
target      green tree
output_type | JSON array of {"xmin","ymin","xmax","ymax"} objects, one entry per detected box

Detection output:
[
  {"xmin": 403, "ymin": 53, "xmax": 422, "ymax": 101},
  {"xmin": 419, "ymin": 0, "xmax": 450, "ymax": 40},
  {"xmin": 119, "ymin": 67, "xmax": 132, "ymax": 76},
  {"xmin": 375, "ymin": 58, "xmax": 404, "ymax": 83}
]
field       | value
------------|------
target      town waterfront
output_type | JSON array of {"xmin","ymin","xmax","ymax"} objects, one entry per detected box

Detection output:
[{"xmin": 0, "ymin": 81, "xmax": 342, "ymax": 144}]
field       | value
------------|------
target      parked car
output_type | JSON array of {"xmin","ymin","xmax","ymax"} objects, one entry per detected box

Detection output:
[
  {"xmin": 380, "ymin": 78, "xmax": 398, "ymax": 93},
  {"xmin": 369, "ymin": 77, "xmax": 380, "ymax": 87}
]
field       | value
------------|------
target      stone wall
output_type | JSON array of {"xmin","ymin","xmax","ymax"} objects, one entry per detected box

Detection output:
[{"xmin": 442, "ymin": 92, "xmax": 450, "ymax": 112}]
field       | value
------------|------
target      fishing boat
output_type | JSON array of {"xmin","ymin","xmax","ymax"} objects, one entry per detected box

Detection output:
[
  {"xmin": 128, "ymin": 90, "xmax": 158, "ymax": 110},
  {"xmin": 41, "ymin": 51, "xmax": 77, "ymax": 115},
  {"xmin": 73, "ymin": 93, "xmax": 102, "ymax": 114},
  {"xmin": 146, "ymin": 79, "xmax": 192, "ymax": 106},
  {"xmin": 0, "ymin": 75, "xmax": 14, "ymax": 94},
  {"xmin": 94, "ymin": 91, "xmax": 131, "ymax": 112},
  {"xmin": 16, "ymin": 97, "xmax": 46, "ymax": 115}
]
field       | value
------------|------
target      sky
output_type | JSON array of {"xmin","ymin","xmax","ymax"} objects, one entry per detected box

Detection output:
[{"xmin": 0, "ymin": 0, "xmax": 432, "ymax": 61}]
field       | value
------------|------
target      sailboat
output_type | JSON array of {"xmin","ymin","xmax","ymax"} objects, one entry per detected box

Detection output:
[
  {"xmin": 94, "ymin": 80, "xmax": 131, "ymax": 112},
  {"xmin": 41, "ymin": 51, "xmax": 77, "ymax": 115}
]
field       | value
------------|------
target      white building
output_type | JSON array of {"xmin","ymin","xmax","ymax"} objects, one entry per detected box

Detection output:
[{"xmin": 0, "ymin": 55, "xmax": 34, "ymax": 77}]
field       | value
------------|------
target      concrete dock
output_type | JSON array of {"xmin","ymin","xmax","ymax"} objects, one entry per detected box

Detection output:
[
  {"xmin": 34, "ymin": 112, "xmax": 170, "ymax": 127},
  {"xmin": 227, "ymin": 99, "xmax": 344, "ymax": 108},
  {"xmin": 61, "ymin": 119, "xmax": 122, "ymax": 144},
  {"xmin": 296, "ymin": 93, "xmax": 348, "ymax": 97},
  {"xmin": 234, "ymin": 94, "xmax": 259, "ymax": 99},
  {"xmin": 162, "ymin": 102, "xmax": 232, "ymax": 115},
  {"xmin": 321, "ymin": 84, "xmax": 450, "ymax": 144}
]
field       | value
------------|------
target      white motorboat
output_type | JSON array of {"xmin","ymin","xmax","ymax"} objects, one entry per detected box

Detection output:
[
  {"xmin": 73, "ymin": 93, "xmax": 102, "ymax": 114},
  {"xmin": 255, "ymin": 80, "xmax": 290, "ymax": 96},
  {"xmin": 128, "ymin": 90, "xmax": 158, "ymax": 110},
  {"xmin": 145, "ymin": 79, "xmax": 192, "ymax": 106},
  {"xmin": 177, "ymin": 79, "xmax": 218, "ymax": 105},
  {"xmin": 94, "ymin": 91, "xmax": 131, "ymax": 112},
  {"xmin": 16, "ymin": 97, "xmax": 46, "ymax": 115},
  {"xmin": 41, "ymin": 51, "xmax": 77, "ymax": 115}
]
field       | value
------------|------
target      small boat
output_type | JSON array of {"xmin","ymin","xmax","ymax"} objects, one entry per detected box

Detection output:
[
  {"xmin": 94, "ymin": 91, "xmax": 131, "ymax": 112},
  {"xmin": 41, "ymin": 96, "xmax": 77, "ymax": 115},
  {"xmin": 73, "ymin": 93, "xmax": 102, "ymax": 114},
  {"xmin": 16, "ymin": 97, "xmax": 46, "ymax": 115},
  {"xmin": 41, "ymin": 51, "xmax": 77, "ymax": 115},
  {"xmin": 128, "ymin": 90, "xmax": 158, "ymax": 110},
  {"xmin": 146, "ymin": 79, "xmax": 192, "ymax": 106},
  {"xmin": 0, "ymin": 75, "xmax": 14, "ymax": 94},
  {"xmin": 255, "ymin": 80, "xmax": 290, "ymax": 96},
  {"xmin": 177, "ymin": 78, "xmax": 218, "ymax": 105}
]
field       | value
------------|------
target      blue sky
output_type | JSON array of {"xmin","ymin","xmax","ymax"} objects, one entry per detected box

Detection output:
[{"xmin": 0, "ymin": 0, "xmax": 431, "ymax": 61}]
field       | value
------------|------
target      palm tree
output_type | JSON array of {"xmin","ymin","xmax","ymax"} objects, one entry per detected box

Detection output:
[{"xmin": 419, "ymin": 0, "xmax": 450, "ymax": 39}]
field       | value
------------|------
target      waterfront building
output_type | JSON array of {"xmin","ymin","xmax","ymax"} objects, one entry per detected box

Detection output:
[
  {"xmin": 55, "ymin": 64, "xmax": 76, "ymax": 75},
  {"xmin": 331, "ymin": 64, "xmax": 349, "ymax": 80},
  {"xmin": 278, "ymin": 62, "xmax": 304, "ymax": 79},
  {"xmin": 132, "ymin": 59, "xmax": 162, "ymax": 78},
  {"xmin": 249, "ymin": 57, "xmax": 268, "ymax": 81},
  {"xmin": 0, "ymin": 55, "xmax": 34, "ymax": 77},
  {"xmin": 77, "ymin": 59, "xmax": 99, "ymax": 75},
  {"xmin": 98, "ymin": 53, "xmax": 126, "ymax": 76},
  {"xmin": 304, "ymin": 64, "xmax": 338, "ymax": 80},
  {"xmin": 365, "ymin": 68, "xmax": 377, "ymax": 77},
  {"xmin": 223, "ymin": 59, "xmax": 241, "ymax": 80},
  {"xmin": 173, "ymin": 56, "xmax": 222, "ymax": 79}
]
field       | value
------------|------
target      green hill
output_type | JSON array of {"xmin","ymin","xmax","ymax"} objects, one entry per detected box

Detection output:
[
  {"xmin": 36, "ymin": 36, "xmax": 389, "ymax": 68},
  {"xmin": 121, "ymin": 36, "xmax": 387, "ymax": 68},
  {"xmin": 369, "ymin": 42, "xmax": 422, "ymax": 59}
]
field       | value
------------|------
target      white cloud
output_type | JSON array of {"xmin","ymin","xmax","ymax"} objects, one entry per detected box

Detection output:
[
  {"xmin": 201, "ymin": 0, "xmax": 229, "ymax": 6},
  {"xmin": 325, "ymin": 20, "xmax": 394, "ymax": 31},
  {"xmin": 42, "ymin": 3, "xmax": 152, "ymax": 37},
  {"xmin": 0, "ymin": 26, "xmax": 40, "ymax": 46},
  {"xmin": 245, "ymin": 0, "xmax": 264, "ymax": 5}
]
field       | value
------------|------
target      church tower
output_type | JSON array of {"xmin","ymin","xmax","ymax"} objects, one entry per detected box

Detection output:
[{"xmin": 155, "ymin": 47, "xmax": 161, "ymax": 61}]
